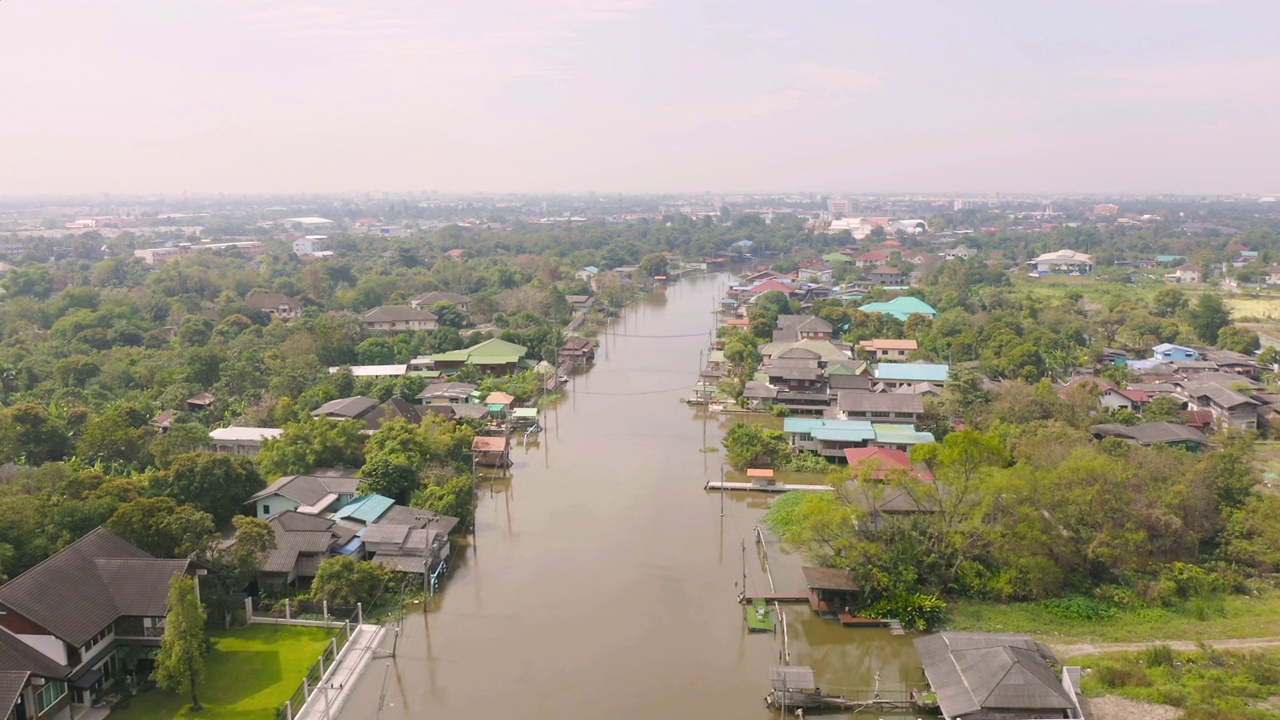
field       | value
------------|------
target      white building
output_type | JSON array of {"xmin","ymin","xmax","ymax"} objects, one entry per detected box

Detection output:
[
  {"xmin": 293, "ymin": 235, "xmax": 326, "ymax": 256},
  {"xmin": 1027, "ymin": 249, "xmax": 1094, "ymax": 275}
]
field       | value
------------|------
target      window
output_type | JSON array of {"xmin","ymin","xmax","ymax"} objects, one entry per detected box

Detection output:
[
  {"xmin": 36, "ymin": 680, "xmax": 67, "ymax": 712},
  {"xmin": 870, "ymin": 411, "xmax": 890, "ymax": 418},
  {"xmin": 261, "ymin": 504, "xmax": 270, "ymax": 516},
  {"xmin": 81, "ymin": 626, "xmax": 110, "ymax": 656}
]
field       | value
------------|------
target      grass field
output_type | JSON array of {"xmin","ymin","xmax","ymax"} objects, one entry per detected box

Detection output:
[
  {"xmin": 1078, "ymin": 646, "xmax": 1280, "ymax": 719},
  {"xmin": 1226, "ymin": 294, "xmax": 1280, "ymax": 321},
  {"xmin": 946, "ymin": 590, "xmax": 1280, "ymax": 645},
  {"xmin": 110, "ymin": 624, "xmax": 335, "ymax": 720}
]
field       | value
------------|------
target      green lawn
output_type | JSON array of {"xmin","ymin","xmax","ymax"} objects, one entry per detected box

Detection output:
[
  {"xmin": 112, "ymin": 624, "xmax": 335, "ymax": 720},
  {"xmin": 1078, "ymin": 646, "xmax": 1280, "ymax": 719},
  {"xmin": 946, "ymin": 591, "xmax": 1280, "ymax": 645}
]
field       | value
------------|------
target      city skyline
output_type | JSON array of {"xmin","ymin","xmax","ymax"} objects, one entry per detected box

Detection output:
[{"xmin": 2, "ymin": 0, "xmax": 1278, "ymax": 196}]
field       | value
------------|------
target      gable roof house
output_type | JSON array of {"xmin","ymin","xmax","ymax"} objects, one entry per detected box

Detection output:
[
  {"xmin": 858, "ymin": 296, "xmax": 937, "ymax": 322},
  {"xmin": 431, "ymin": 338, "xmax": 528, "ymax": 376},
  {"xmin": 868, "ymin": 265, "xmax": 906, "ymax": 286},
  {"xmin": 1089, "ymin": 422, "xmax": 1210, "ymax": 451},
  {"xmin": 257, "ymin": 511, "xmax": 359, "ymax": 590},
  {"xmin": 0, "ymin": 528, "xmax": 193, "ymax": 712},
  {"xmin": 858, "ymin": 338, "xmax": 918, "ymax": 360},
  {"xmin": 835, "ymin": 391, "xmax": 924, "ymax": 424},
  {"xmin": 360, "ymin": 305, "xmax": 438, "ymax": 333},
  {"xmin": 247, "ymin": 470, "xmax": 362, "ymax": 519},
  {"xmin": 407, "ymin": 291, "xmax": 470, "ymax": 313},
  {"xmin": 311, "ymin": 396, "xmax": 380, "ymax": 421},
  {"xmin": 1027, "ymin": 249, "xmax": 1094, "ymax": 275},
  {"xmin": 208, "ymin": 426, "xmax": 283, "ymax": 456},
  {"xmin": 416, "ymin": 381, "xmax": 479, "ymax": 405},
  {"xmin": 245, "ymin": 290, "xmax": 303, "ymax": 320},
  {"xmin": 853, "ymin": 250, "xmax": 891, "ymax": 268},
  {"xmin": 1178, "ymin": 381, "xmax": 1259, "ymax": 431},
  {"xmin": 1058, "ymin": 376, "xmax": 1149, "ymax": 412},
  {"xmin": 914, "ymin": 632, "xmax": 1082, "ymax": 720},
  {"xmin": 1152, "ymin": 343, "xmax": 1199, "ymax": 363},
  {"xmin": 773, "ymin": 315, "xmax": 834, "ymax": 342}
]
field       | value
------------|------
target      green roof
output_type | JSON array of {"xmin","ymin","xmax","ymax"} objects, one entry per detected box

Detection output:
[
  {"xmin": 513, "ymin": 408, "xmax": 539, "ymax": 418},
  {"xmin": 435, "ymin": 338, "xmax": 528, "ymax": 366},
  {"xmin": 333, "ymin": 494, "xmax": 394, "ymax": 524}
]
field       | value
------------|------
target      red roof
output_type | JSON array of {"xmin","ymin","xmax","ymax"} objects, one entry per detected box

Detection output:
[
  {"xmin": 844, "ymin": 448, "xmax": 931, "ymax": 480},
  {"xmin": 869, "ymin": 266, "xmax": 903, "ymax": 275},
  {"xmin": 1181, "ymin": 409, "xmax": 1214, "ymax": 428},
  {"xmin": 1060, "ymin": 377, "xmax": 1148, "ymax": 405},
  {"xmin": 747, "ymin": 279, "xmax": 796, "ymax": 296},
  {"xmin": 855, "ymin": 251, "xmax": 891, "ymax": 261}
]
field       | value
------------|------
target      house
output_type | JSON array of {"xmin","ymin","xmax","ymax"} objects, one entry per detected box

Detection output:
[
  {"xmin": 565, "ymin": 295, "xmax": 596, "ymax": 313},
  {"xmin": 327, "ymin": 364, "xmax": 409, "ymax": 378},
  {"xmin": 772, "ymin": 315, "xmax": 834, "ymax": 342},
  {"xmin": 1179, "ymin": 381, "xmax": 1259, "ymax": 430},
  {"xmin": 331, "ymin": 495, "xmax": 459, "ymax": 586},
  {"xmin": 942, "ymin": 245, "xmax": 976, "ymax": 260},
  {"xmin": 758, "ymin": 339, "xmax": 850, "ymax": 366},
  {"xmin": 853, "ymin": 251, "xmax": 891, "ymax": 268},
  {"xmin": 416, "ymin": 382, "xmax": 478, "ymax": 405},
  {"xmin": 185, "ymin": 392, "xmax": 215, "ymax": 411},
  {"xmin": 149, "ymin": 409, "xmax": 177, "ymax": 433},
  {"xmin": 408, "ymin": 291, "xmax": 469, "ymax": 313},
  {"xmin": 358, "ymin": 397, "xmax": 425, "ymax": 433},
  {"xmin": 1265, "ymin": 266, "xmax": 1280, "ymax": 286},
  {"xmin": 0, "ymin": 528, "xmax": 193, "ymax": 714},
  {"xmin": 484, "ymin": 392, "xmax": 515, "ymax": 416},
  {"xmin": 311, "ymin": 396, "xmax": 380, "ymax": 421},
  {"xmin": 245, "ymin": 291, "xmax": 303, "ymax": 320},
  {"xmin": 797, "ymin": 263, "xmax": 833, "ymax": 284},
  {"xmin": 247, "ymin": 470, "xmax": 362, "ymax": 519},
  {"xmin": 209, "ymin": 426, "xmax": 282, "ymax": 456},
  {"xmin": 1152, "ymin": 343, "xmax": 1199, "ymax": 363},
  {"xmin": 559, "ymin": 336, "xmax": 597, "ymax": 365},
  {"xmin": 432, "ymin": 338, "xmax": 528, "ymax": 376},
  {"xmin": 1058, "ymin": 377, "xmax": 1148, "ymax": 412},
  {"xmin": 1026, "ymin": 249, "xmax": 1094, "ymax": 275},
  {"xmin": 914, "ymin": 632, "xmax": 1082, "ymax": 720},
  {"xmin": 574, "ymin": 266, "xmax": 600, "ymax": 282},
  {"xmin": 801, "ymin": 567, "xmax": 859, "ymax": 616},
  {"xmin": 740, "ymin": 381, "xmax": 779, "ymax": 411},
  {"xmin": 471, "ymin": 436, "xmax": 511, "ymax": 467},
  {"xmin": 1088, "ymin": 422, "xmax": 1210, "ymax": 451},
  {"xmin": 784, "ymin": 418, "xmax": 934, "ymax": 457},
  {"xmin": 1166, "ymin": 264, "xmax": 1201, "ymax": 284},
  {"xmin": 858, "ymin": 296, "xmax": 937, "ymax": 322},
  {"xmin": 258, "ymin": 511, "xmax": 359, "ymax": 589},
  {"xmin": 835, "ymin": 391, "xmax": 924, "ymax": 424},
  {"xmin": 858, "ymin": 338, "xmax": 917, "ymax": 360},
  {"xmin": 1202, "ymin": 350, "xmax": 1260, "ymax": 379},
  {"xmin": 360, "ymin": 305, "xmax": 438, "ymax": 333},
  {"xmin": 292, "ymin": 235, "xmax": 326, "ymax": 257},
  {"xmin": 868, "ymin": 266, "xmax": 905, "ymax": 286},
  {"xmin": 872, "ymin": 362, "xmax": 950, "ymax": 389}
]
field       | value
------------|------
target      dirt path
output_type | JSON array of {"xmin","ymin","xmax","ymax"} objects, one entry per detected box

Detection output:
[{"xmin": 1054, "ymin": 637, "xmax": 1280, "ymax": 658}]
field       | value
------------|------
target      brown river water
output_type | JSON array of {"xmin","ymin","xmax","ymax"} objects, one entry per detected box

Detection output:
[{"xmin": 340, "ymin": 272, "xmax": 922, "ymax": 719}]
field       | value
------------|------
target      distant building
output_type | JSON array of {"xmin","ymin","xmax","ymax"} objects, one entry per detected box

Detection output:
[
  {"xmin": 858, "ymin": 296, "xmax": 937, "ymax": 322},
  {"xmin": 826, "ymin": 198, "xmax": 853, "ymax": 216},
  {"xmin": 133, "ymin": 246, "xmax": 188, "ymax": 264},
  {"xmin": 1094, "ymin": 203, "xmax": 1120, "ymax": 215},
  {"xmin": 293, "ymin": 235, "xmax": 326, "ymax": 257},
  {"xmin": 408, "ymin": 292, "xmax": 470, "ymax": 313},
  {"xmin": 360, "ymin": 305, "xmax": 439, "ymax": 333},
  {"xmin": 245, "ymin": 290, "xmax": 303, "ymax": 320},
  {"xmin": 209, "ymin": 426, "xmax": 282, "ymax": 456},
  {"xmin": 1026, "ymin": 249, "xmax": 1093, "ymax": 275},
  {"xmin": 858, "ymin": 338, "xmax": 918, "ymax": 360},
  {"xmin": 1165, "ymin": 264, "xmax": 1201, "ymax": 284}
]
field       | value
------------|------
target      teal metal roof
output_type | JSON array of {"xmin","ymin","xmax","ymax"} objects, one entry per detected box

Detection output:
[
  {"xmin": 859, "ymin": 296, "xmax": 937, "ymax": 321},
  {"xmin": 871, "ymin": 424, "xmax": 936, "ymax": 445},
  {"xmin": 874, "ymin": 362, "xmax": 950, "ymax": 383},
  {"xmin": 333, "ymin": 494, "xmax": 394, "ymax": 524},
  {"xmin": 784, "ymin": 418, "xmax": 876, "ymax": 442}
]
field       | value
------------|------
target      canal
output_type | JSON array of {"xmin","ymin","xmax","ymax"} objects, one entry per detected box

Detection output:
[{"xmin": 340, "ymin": 272, "xmax": 921, "ymax": 719}]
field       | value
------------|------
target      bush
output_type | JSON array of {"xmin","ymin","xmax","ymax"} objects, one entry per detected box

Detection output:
[
  {"xmin": 1041, "ymin": 595, "xmax": 1117, "ymax": 622},
  {"xmin": 770, "ymin": 405, "xmax": 790, "ymax": 417},
  {"xmin": 865, "ymin": 591, "xmax": 947, "ymax": 631},
  {"xmin": 1145, "ymin": 643, "xmax": 1175, "ymax": 668},
  {"xmin": 1094, "ymin": 662, "xmax": 1151, "ymax": 689}
]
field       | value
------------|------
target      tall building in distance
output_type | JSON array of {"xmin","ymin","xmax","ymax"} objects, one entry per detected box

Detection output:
[{"xmin": 827, "ymin": 197, "xmax": 853, "ymax": 216}]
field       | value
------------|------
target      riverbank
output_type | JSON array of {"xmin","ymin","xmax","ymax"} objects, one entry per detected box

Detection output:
[{"xmin": 947, "ymin": 590, "xmax": 1280, "ymax": 644}]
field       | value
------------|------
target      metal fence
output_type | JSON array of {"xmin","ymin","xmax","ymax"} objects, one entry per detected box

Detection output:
[
  {"xmin": 250, "ymin": 597, "xmax": 358, "ymax": 625},
  {"xmin": 274, "ymin": 611, "xmax": 358, "ymax": 720}
]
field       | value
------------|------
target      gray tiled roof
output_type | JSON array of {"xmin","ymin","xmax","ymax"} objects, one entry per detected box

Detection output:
[
  {"xmin": 261, "ymin": 531, "xmax": 335, "ymax": 575},
  {"xmin": 311, "ymin": 396, "xmax": 380, "ymax": 419},
  {"xmin": 0, "ymin": 671, "xmax": 29, "ymax": 720},
  {"xmin": 837, "ymin": 390, "xmax": 924, "ymax": 414},
  {"xmin": 914, "ymin": 632, "xmax": 1075, "ymax": 718},
  {"xmin": 249, "ymin": 473, "xmax": 361, "ymax": 505},
  {"xmin": 0, "ymin": 528, "xmax": 188, "ymax": 646},
  {"xmin": 360, "ymin": 305, "xmax": 437, "ymax": 323},
  {"xmin": 0, "ymin": 628, "xmax": 67, "ymax": 678}
]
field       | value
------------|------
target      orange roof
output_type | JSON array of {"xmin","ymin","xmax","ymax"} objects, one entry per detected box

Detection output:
[
  {"xmin": 484, "ymin": 391, "xmax": 515, "ymax": 405},
  {"xmin": 858, "ymin": 338, "xmax": 919, "ymax": 351},
  {"xmin": 746, "ymin": 468, "xmax": 775, "ymax": 478},
  {"xmin": 843, "ymin": 447, "xmax": 930, "ymax": 480}
]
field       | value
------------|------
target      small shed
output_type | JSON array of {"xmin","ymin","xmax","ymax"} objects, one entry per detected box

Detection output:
[
  {"xmin": 471, "ymin": 435, "xmax": 512, "ymax": 467},
  {"xmin": 185, "ymin": 392, "xmax": 216, "ymax": 411},
  {"xmin": 747, "ymin": 468, "xmax": 777, "ymax": 487},
  {"xmin": 802, "ymin": 566, "xmax": 859, "ymax": 615},
  {"xmin": 770, "ymin": 665, "xmax": 816, "ymax": 691}
]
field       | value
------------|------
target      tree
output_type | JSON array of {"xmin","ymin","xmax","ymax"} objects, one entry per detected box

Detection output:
[
  {"xmin": 1144, "ymin": 395, "xmax": 1185, "ymax": 423},
  {"xmin": 411, "ymin": 474, "xmax": 475, "ymax": 532},
  {"xmin": 197, "ymin": 516, "xmax": 275, "ymax": 627},
  {"xmin": 0, "ymin": 404, "xmax": 73, "ymax": 465},
  {"xmin": 1217, "ymin": 325, "xmax": 1261, "ymax": 354},
  {"xmin": 256, "ymin": 418, "xmax": 366, "ymax": 478},
  {"xmin": 1151, "ymin": 286, "xmax": 1188, "ymax": 318},
  {"xmin": 154, "ymin": 574, "xmax": 206, "ymax": 711},
  {"xmin": 1187, "ymin": 293, "xmax": 1231, "ymax": 344},
  {"xmin": 358, "ymin": 456, "xmax": 420, "ymax": 504},
  {"xmin": 430, "ymin": 301, "xmax": 467, "ymax": 329},
  {"xmin": 722, "ymin": 422, "xmax": 790, "ymax": 470},
  {"xmin": 151, "ymin": 452, "xmax": 264, "ymax": 526},
  {"xmin": 356, "ymin": 337, "xmax": 397, "ymax": 365},
  {"xmin": 310, "ymin": 555, "xmax": 389, "ymax": 608},
  {"xmin": 77, "ymin": 409, "xmax": 154, "ymax": 471},
  {"xmin": 639, "ymin": 253, "xmax": 669, "ymax": 278},
  {"xmin": 108, "ymin": 498, "xmax": 215, "ymax": 557}
]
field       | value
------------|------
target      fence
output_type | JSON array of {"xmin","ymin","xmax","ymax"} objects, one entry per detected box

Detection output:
[
  {"xmin": 273, "ymin": 608, "xmax": 361, "ymax": 720},
  {"xmin": 246, "ymin": 596, "xmax": 359, "ymax": 627}
]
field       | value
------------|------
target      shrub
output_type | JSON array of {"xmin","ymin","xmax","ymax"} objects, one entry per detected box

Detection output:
[
  {"xmin": 1144, "ymin": 643, "xmax": 1175, "ymax": 668},
  {"xmin": 1042, "ymin": 595, "xmax": 1117, "ymax": 622},
  {"xmin": 1094, "ymin": 662, "xmax": 1150, "ymax": 688},
  {"xmin": 866, "ymin": 591, "xmax": 947, "ymax": 631}
]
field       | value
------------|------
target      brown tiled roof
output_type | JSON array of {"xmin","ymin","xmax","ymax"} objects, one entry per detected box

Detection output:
[
  {"xmin": 0, "ymin": 528, "xmax": 188, "ymax": 646},
  {"xmin": 0, "ymin": 628, "xmax": 67, "ymax": 678},
  {"xmin": 801, "ymin": 566, "xmax": 859, "ymax": 591},
  {"xmin": 472, "ymin": 436, "xmax": 508, "ymax": 452},
  {"xmin": 361, "ymin": 305, "xmax": 437, "ymax": 323},
  {"xmin": 0, "ymin": 671, "xmax": 30, "ymax": 719},
  {"xmin": 244, "ymin": 291, "xmax": 301, "ymax": 311}
]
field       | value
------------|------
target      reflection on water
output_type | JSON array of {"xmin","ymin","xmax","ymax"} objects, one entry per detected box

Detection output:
[{"xmin": 337, "ymin": 274, "xmax": 923, "ymax": 720}]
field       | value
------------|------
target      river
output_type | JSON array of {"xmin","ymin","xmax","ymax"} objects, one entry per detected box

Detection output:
[{"xmin": 339, "ymin": 272, "xmax": 921, "ymax": 719}]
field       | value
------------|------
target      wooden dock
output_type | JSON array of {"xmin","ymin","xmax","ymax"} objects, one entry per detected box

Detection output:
[
  {"xmin": 740, "ymin": 593, "xmax": 809, "ymax": 603},
  {"xmin": 704, "ymin": 481, "xmax": 833, "ymax": 493}
]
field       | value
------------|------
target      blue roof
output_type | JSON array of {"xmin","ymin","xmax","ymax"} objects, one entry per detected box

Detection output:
[
  {"xmin": 859, "ymin": 296, "xmax": 937, "ymax": 321},
  {"xmin": 874, "ymin": 362, "xmax": 950, "ymax": 383},
  {"xmin": 334, "ymin": 537, "xmax": 364, "ymax": 555},
  {"xmin": 1155, "ymin": 255, "xmax": 1185, "ymax": 263},
  {"xmin": 784, "ymin": 418, "xmax": 876, "ymax": 442},
  {"xmin": 583, "ymin": 266, "xmax": 599, "ymax": 273},
  {"xmin": 333, "ymin": 494, "xmax": 394, "ymax": 524}
]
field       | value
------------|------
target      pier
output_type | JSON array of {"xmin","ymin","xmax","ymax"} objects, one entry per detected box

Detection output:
[{"xmin": 704, "ymin": 480, "xmax": 833, "ymax": 493}]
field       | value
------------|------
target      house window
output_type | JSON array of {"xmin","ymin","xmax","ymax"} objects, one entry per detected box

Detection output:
[
  {"xmin": 871, "ymin": 411, "xmax": 890, "ymax": 418},
  {"xmin": 36, "ymin": 680, "xmax": 67, "ymax": 712},
  {"xmin": 261, "ymin": 504, "xmax": 270, "ymax": 516}
]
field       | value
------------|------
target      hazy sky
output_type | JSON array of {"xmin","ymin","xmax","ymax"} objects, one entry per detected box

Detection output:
[{"xmin": 2, "ymin": 0, "xmax": 1277, "ymax": 195}]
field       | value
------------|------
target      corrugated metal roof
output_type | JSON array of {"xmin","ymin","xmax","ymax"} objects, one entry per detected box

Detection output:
[
  {"xmin": 874, "ymin": 362, "xmax": 950, "ymax": 383},
  {"xmin": 334, "ymin": 494, "xmax": 396, "ymax": 524},
  {"xmin": 915, "ymin": 632, "xmax": 1075, "ymax": 718}
]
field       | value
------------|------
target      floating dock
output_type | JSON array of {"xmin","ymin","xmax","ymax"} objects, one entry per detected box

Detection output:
[
  {"xmin": 745, "ymin": 598, "xmax": 774, "ymax": 633},
  {"xmin": 740, "ymin": 593, "xmax": 808, "ymax": 603},
  {"xmin": 704, "ymin": 480, "xmax": 833, "ymax": 493}
]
